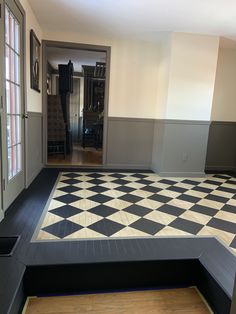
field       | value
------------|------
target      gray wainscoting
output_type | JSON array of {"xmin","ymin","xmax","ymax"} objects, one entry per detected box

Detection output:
[
  {"xmin": 106, "ymin": 117, "xmax": 154, "ymax": 169},
  {"xmin": 152, "ymin": 120, "xmax": 210, "ymax": 177},
  {"xmin": 26, "ymin": 112, "xmax": 43, "ymax": 187},
  {"xmin": 205, "ymin": 121, "xmax": 236, "ymax": 172}
]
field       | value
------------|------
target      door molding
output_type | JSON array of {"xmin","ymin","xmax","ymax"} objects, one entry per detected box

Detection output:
[
  {"xmin": 0, "ymin": 0, "xmax": 4, "ymax": 218},
  {"xmin": 42, "ymin": 40, "xmax": 111, "ymax": 166},
  {"xmin": 15, "ymin": 0, "xmax": 28, "ymax": 190},
  {"xmin": 0, "ymin": 0, "xmax": 26, "ymax": 213}
]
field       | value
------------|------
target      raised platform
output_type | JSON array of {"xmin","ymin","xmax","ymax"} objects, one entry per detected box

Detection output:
[{"xmin": 0, "ymin": 169, "xmax": 235, "ymax": 314}]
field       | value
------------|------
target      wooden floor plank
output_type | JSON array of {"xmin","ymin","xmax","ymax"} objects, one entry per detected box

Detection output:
[
  {"xmin": 48, "ymin": 144, "xmax": 102, "ymax": 166},
  {"xmin": 24, "ymin": 287, "xmax": 211, "ymax": 314}
]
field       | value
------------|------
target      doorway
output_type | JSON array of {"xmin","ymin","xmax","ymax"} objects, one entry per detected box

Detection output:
[
  {"xmin": 42, "ymin": 42, "xmax": 110, "ymax": 167},
  {"xmin": 0, "ymin": 0, "xmax": 25, "ymax": 213}
]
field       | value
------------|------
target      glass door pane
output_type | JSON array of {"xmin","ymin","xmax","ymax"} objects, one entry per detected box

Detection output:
[{"xmin": 4, "ymin": 5, "xmax": 22, "ymax": 181}]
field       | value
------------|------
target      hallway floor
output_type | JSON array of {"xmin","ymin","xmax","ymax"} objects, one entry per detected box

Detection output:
[
  {"xmin": 23, "ymin": 287, "xmax": 211, "ymax": 314},
  {"xmin": 47, "ymin": 144, "xmax": 102, "ymax": 166},
  {"xmin": 32, "ymin": 172, "xmax": 236, "ymax": 254}
]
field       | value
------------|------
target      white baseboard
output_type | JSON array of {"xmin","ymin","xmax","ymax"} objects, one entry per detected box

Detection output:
[
  {"xmin": 158, "ymin": 171, "xmax": 206, "ymax": 178},
  {"xmin": 105, "ymin": 163, "xmax": 150, "ymax": 170}
]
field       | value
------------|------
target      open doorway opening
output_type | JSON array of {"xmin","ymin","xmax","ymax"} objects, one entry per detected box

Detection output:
[{"xmin": 44, "ymin": 44, "xmax": 108, "ymax": 166}]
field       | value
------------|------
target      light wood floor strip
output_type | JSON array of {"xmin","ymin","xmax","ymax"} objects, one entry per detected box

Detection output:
[
  {"xmin": 24, "ymin": 287, "xmax": 211, "ymax": 314},
  {"xmin": 47, "ymin": 145, "xmax": 102, "ymax": 166}
]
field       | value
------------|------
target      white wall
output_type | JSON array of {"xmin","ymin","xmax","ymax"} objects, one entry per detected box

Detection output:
[
  {"xmin": 108, "ymin": 38, "xmax": 160, "ymax": 118},
  {"xmin": 43, "ymin": 31, "xmax": 160, "ymax": 119},
  {"xmin": 19, "ymin": 4, "xmax": 221, "ymax": 121},
  {"xmin": 20, "ymin": 0, "xmax": 43, "ymax": 112},
  {"xmin": 155, "ymin": 34, "xmax": 172, "ymax": 118},
  {"xmin": 165, "ymin": 33, "xmax": 219, "ymax": 120},
  {"xmin": 211, "ymin": 47, "xmax": 236, "ymax": 121}
]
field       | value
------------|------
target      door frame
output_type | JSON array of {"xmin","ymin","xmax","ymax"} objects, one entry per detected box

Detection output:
[
  {"xmin": 69, "ymin": 77, "xmax": 81, "ymax": 144},
  {"xmin": 0, "ymin": 0, "xmax": 26, "ymax": 217},
  {"xmin": 42, "ymin": 40, "xmax": 111, "ymax": 166}
]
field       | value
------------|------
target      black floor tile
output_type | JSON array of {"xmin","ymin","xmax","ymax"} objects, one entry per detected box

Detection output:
[
  {"xmin": 88, "ymin": 194, "xmax": 113, "ymax": 204},
  {"xmin": 149, "ymin": 194, "xmax": 172, "ymax": 203},
  {"xmin": 136, "ymin": 179, "xmax": 153, "ymax": 185},
  {"xmin": 110, "ymin": 173, "xmax": 126, "ymax": 179},
  {"xmin": 50, "ymin": 205, "xmax": 83, "ymax": 218},
  {"xmin": 207, "ymin": 218, "xmax": 236, "ymax": 234},
  {"xmin": 221, "ymin": 204, "xmax": 236, "ymax": 214},
  {"xmin": 63, "ymin": 173, "xmax": 80, "ymax": 179},
  {"xmin": 58, "ymin": 185, "xmax": 81, "ymax": 193},
  {"xmin": 61, "ymin": 178, "xmax": 81, "ymax": 185},
  {"xmin": 170, "ymin": 218, "xmax": 203, "ymax": 235},
  {"xmin": 157, "ymin": 204, "xmax": 185, "ymax": 217},
  {"xmin": 204, "ymin": 180, "xmax": 222, "ymax": 186},
  {"xmin": 88, "ymin": 218, "xmax": 124, "ymax": 236},
  {"xmin": 115, "ymin": 186, "xmax": 135, "ymax": 193},
  {"xmin": 230, "ymin": 236, "xmax": 236, "ymax": 248},
  {"xmin": 130, "ymin": 218, "xmax": 165, "ymax": 235},
  {"xmin": 42, "ymin": 220, "xmax": 83, "ymax": 238},
  {"xmin": 88, "ymin": 186, "xmax": 109, "ymax": 193},
  {"xmin": 89, "ymin": 179, "xmax": 105, "ymax": 185},
  {"xmin": 182, "ymin": 179, "xmax": 200, "ymax": 186},
  {"xmin": 159, "ymin": 179, "xmax": 177, "ymax": 185},
  {"xmin": 226, "ymin": 180, "xmax": 236, "ymax": 185},
  {"xmin": 177, "ymin": 194, "xmax": 200, "ymax": 204},
  {"xmin": 54, "ymin": 194, "xmax": 81, "ymax": 204},
  {"xmin": 88, "ymin": 205, "xmax": 119, "ymax": 217},
  {"xmin": 141, "ymin": 186, "xmax": 161, "ymax": 193},
  {"xmin": 132, "ymin": 174, "xmax": 147, "ymax": 179},
  {"xmin": 88, "ymin": 173, "xmax": 104, "ymax": 179},
  {"xmin": 205, "ymin": 194, "xmax": 229, "ymax": 204},
  {"xmin": 189, "ymin": 204, "xmax": 218, "ymax": 217},
  {"xmin": 192, "ymin": 186, "xmax": 212, "ymax": 194},
  {"xmin": 112, "ymin": 179, "xmax": 130, "ymax": 185},
  {"xmin": 213, "ymin": 174, "xmax": 230, "ymax": 179},
  {"xmin": 217, "ymin": 186, "xmax": 236, "ymax": 194},
  {"xmin": 119, "ymin": 194, "xmax": 143, "ymax": 203},
  {"xmin": 167, "ymin": 186, "xmax": 187, "ymax": 193},
  {"xmin": 124, "ymin": 204, "xmax": 152, "ymax": 217}
]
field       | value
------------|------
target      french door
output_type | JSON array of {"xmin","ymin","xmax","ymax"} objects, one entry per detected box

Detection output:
[{"xmin": 0, "ymin": 0, "xmax": 25, "ymax": 212}]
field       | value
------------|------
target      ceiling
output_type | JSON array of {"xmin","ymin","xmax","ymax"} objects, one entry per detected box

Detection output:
[
  {"xmin": 47, "ymin": 47, "xmax": 106, "ymax": 72},
  {"xmin": 29, "ymin": 0, "xmax": 236, "ymax": 42}
]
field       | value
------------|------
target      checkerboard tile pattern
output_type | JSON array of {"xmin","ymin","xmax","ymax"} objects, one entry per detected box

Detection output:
[{"xmin": 33, "ymin": 172, "xmax": 236, "ymax": 253}]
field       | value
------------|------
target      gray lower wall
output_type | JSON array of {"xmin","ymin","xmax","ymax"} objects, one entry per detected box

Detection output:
[
  {"xmin": 26, "ymin": 112, "xmax": 43, "ymax": 187},
  {"xmin": 29, "ymin": 114, "xmax": 233, "ymax": 176},
  {"xmin": 106, "ymin": 117, "xmax": 211, "ymax": 175},
  {"xmin": 205, "ymin": 121, "xmax": 236, "ymax": 172},
  {"xmin": 106, "ymin": 117, "xmax": 154, "ymax": 169},
  {"xmin": 152, "ymin": 120, "xmax": 210, "ymax": 177}
]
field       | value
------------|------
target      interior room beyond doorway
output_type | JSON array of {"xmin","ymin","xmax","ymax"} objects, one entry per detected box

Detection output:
[{"xmin": 46, "ymin": 46, "xmax": 107, "ymax": 166}]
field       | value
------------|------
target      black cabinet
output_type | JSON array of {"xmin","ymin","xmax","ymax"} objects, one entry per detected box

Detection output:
[
  {"xmin": 58, "ymin": 60, "xmax": 74, "ymax": 94},
  {"xmin": 82, "ymin": 64, "xmax": 105, "ymax": 149}
]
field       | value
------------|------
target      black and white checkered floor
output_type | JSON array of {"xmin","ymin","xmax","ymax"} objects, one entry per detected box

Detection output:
[{"xmin": 32, "ymin": 172, "xmax": 236, "ymax": 253}]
